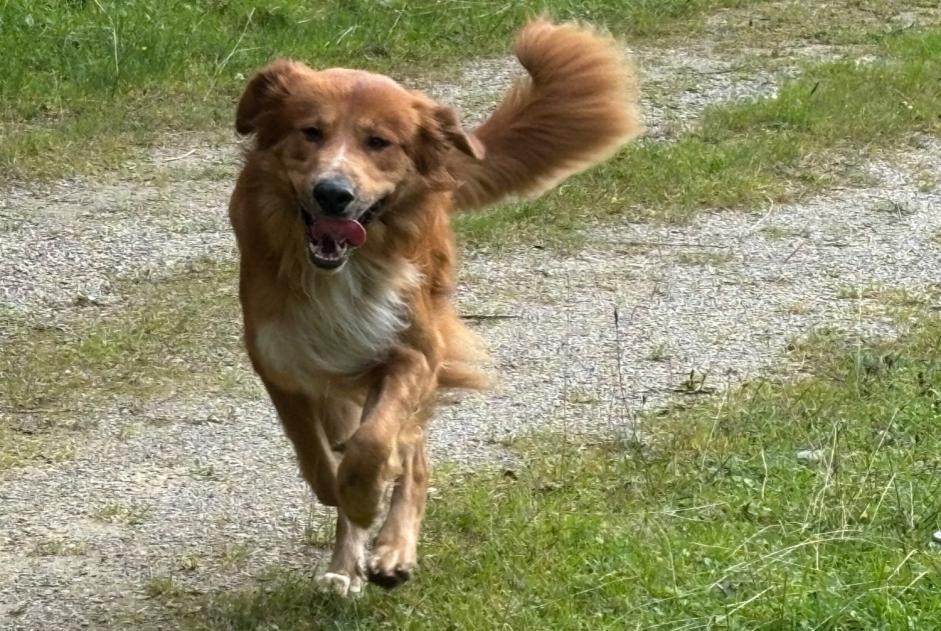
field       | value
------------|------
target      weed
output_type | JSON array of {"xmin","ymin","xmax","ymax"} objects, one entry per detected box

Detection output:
[{"xmin": 93, "ymin": 503, "xmax": 149, "ymax": 526}]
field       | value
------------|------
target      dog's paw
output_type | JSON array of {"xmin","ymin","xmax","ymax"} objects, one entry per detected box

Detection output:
[
  {"xmin": 317, "ymin": 571, "xmax": 364, "ymax": 598},
  {"xmin": 367, "ymin": 543, "xmax": 416, "ymax": 589},
  {"xmin": 337, "ymin": 429, "xmax": 397, "ymax": 528}
]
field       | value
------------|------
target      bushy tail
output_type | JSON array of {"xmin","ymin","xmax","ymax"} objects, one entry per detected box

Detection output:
[{"xmin": 451, "ymin": 19, "xmax": 642, "ymax": 211}]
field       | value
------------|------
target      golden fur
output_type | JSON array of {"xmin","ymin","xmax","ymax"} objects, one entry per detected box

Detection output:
[{"xmin": 229, "ymin": 19, "xmax": 641, "ymax": 594}]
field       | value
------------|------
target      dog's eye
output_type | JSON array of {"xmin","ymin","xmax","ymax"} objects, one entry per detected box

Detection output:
[
  {"xmin": 366, "ymin": 136, "xmax": 391, "ymax": 151},
  {"xmin": 302, "ymin": 127, "xmax": 323, "ymax": 142}
]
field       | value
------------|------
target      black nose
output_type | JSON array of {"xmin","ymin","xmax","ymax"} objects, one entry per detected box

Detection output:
[{"xmin": 313, "ymin": 178, "xmax": 355, "ymax": 216}]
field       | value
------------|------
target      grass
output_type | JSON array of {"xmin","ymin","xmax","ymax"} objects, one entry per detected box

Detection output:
[
  {"xmin": 0, "ymin": 258, "xmax": 246, "ymax": 418},
  {"xmin": 710, "ymin": 0, "xmax": 941, "ymax": 51},
  {"xmin": 455, "ymin": 26, "xmax": 941, "ymax": 246},
  {"xmin": 28, "ymin": 536, "xmax": 87, "ymax": 558},
  {"xmin": 0, "ymin": 423, "xmax": 72, "ymax": 473},
  {"xmin": 0, "ymin": 253, "xmax": 266, "ymax": 474},
  {"xmin": 145, "ymin": 575, "xmax": 187, "ymax": 601},
  {"xmin": 0, "ymin": 258, "xmax": 251, "ymax": 472},
  {"xmin": 93, "ymin": 502, "xmax": 150, "ymax": 526},
  {"xmin": 674, "ymin": 250, "xmax": 735, "ymax": 266},
  {"xmin": 835, "ymin": 285, "xmax": 938, "ymax": 312},
  {"xmin": 761, "ymin": 225, "xmax": 811, "ymax": 240},
  {"xmin": 173, "ymin": 312, "xmax": 941, "ymax": 629},
  {"xmin": 0, "ymin": 0, "xmax": 763, "ymax": 181},
  {"xmin": 218, "ymin": 543, "xmax": 254, "ymax": 571}
]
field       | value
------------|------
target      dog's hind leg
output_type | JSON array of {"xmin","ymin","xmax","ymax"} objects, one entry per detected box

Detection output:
[{"xmin": 366, "ymin": 425, "xmax": 428, "ymax": 588}]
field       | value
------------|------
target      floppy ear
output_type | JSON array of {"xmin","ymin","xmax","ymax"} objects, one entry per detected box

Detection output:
[
  {"xmin": 433, "ymin": 106, "xmax": 486, "ymax": 160},
  {"xmin": 412, "ymin": 102, "xmax": 485, "ymax": 187},
  {"xmin": 235, "ymin": 59, "xmax": 300, "ymax": 135}
]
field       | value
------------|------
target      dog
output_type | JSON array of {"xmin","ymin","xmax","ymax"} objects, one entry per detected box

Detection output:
[{"xmin": 229, "ymin": 19, "xmax": 641, "ymax": 596}]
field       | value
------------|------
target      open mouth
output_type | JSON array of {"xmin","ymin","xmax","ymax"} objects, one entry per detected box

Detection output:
[{"xmin": 300, "ymin": 201, "xmax": 383, "ymax": 270}]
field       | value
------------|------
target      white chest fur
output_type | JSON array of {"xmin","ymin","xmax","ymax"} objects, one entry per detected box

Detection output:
[{"xmin": 255, "ymin": 258, "xmax": 419, "ymax": 385}]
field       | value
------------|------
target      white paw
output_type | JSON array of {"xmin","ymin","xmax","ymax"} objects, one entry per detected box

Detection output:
[{"xmin": 317, "ymin": 571, "xmax": 363, "ymax": 598}]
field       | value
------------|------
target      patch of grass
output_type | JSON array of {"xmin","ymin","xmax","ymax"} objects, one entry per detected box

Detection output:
[
  {"xmin": 0, "ymin": 258, "xmax": 252, "ymax": 472},
  {"xmin": 93, "ymin": 502, "xmax": 149, "ymax": 526},
  {"xmin": 304, "ymin": 511, "xmax": 337, "ymax": 549},
  {"xmin": 1, "ymin": 258, "xmax": 247, "ymax": 415},
  {"xmin": 178, "ymin": 554, "xmax": 203, "ymax": 574},
  {"xmin": 117, "ymin": 422, "xmax": 145, "ymax": 441},
  {"xmin": 0, "ymin": 0, "xmax": 763, "ymax": 181},
  {"xmin": 218, "ymin": 544, "xmax": 253, "ymax": 571},
  {"xmin": 189, "ymin": 463, "xmax": 219, "ymax": 482},
  {"xmin": 836, "ymin": 285, "xmax": 941, "ymax": 330},
  {"xmin": 647, "ymin": 341, "xmax": 673, "ymax": 362},
  {"xmin": 836, "ymin": 284, "xmax": 935, "ymax": 308},
  {"xmin": 181, "ymin": 313, "xmax": 941, "ymax": 629},
  {"xmin": 712, "ymin": 0, "xmax": 941, "ymax": 51},
  {"xmin": 761, "ymin": 225, "xmax": 811, "ymax": 239},
  {"xmin": 780, "ymin": 301, "xmax": 814, "ymax": 316},
  {"xmin": 564, "ymin": 388, "xmax": 602, "ymax": 405},
  {"xmin": 0, "ymin": 422, "xmax": 73, "ymax": 474},
  {"xmin": 29, "ymin": 537, "xmax": 88, "ymax": 558},
  {"xmin": 145, "ymin": 575, "xmax": 187, "ymax": 602},
  {"xmin": 459, "ymin": 26, "xmax": 941, "ymax": 245},
  {"xmin": 674, "ymin": 250, "xmax": 735, "ymax": 266}
]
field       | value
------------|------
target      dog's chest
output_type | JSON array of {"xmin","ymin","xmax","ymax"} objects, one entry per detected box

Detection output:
[{"xmin": 255, "ymin": 261, "xmax": 418, "ymax": 384}]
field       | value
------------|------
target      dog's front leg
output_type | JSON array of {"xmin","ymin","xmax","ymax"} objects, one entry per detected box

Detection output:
[
  {"xmin": 336, "ymin": 346, "xmax": 434, "ymax": 528},
  {"xmin": 336, "ymin": 346, "xmax": 434, "ymax": 589},
  {"xmin": 261, "ymin": 380, "xmax": 370, "ymax": 597},
  {"xmin": 317, "ymin": 512, "xmax": 370, "ymax": 597},
  {"xmin": 366, "ymin": 423, "xmax": 427, "ymax": 588}
]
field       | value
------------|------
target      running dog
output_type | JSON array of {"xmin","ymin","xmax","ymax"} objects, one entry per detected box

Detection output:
[{"xmin": 229, "ymin": 18, "xmax": 641, "ymax": 595}]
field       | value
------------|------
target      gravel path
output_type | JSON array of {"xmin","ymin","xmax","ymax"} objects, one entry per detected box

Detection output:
[{"xmin": 2, "ymin": 34, "xmax": 941, "ymax": 630}]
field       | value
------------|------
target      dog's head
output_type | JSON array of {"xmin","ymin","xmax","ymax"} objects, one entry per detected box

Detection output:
[{"xmin": 235, "ymin": 59, "xmax": 484, "ymax": 271}]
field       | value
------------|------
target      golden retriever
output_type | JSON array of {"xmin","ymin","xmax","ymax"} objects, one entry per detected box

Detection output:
[{"xmin": 229, "ymin": 19, "xmax": 640, "ymax": 595}]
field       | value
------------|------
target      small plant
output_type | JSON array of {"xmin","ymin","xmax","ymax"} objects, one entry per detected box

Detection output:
[
  {"xmin": 761, "ymin": 225, "xmax": 810, "ymax": 239},
  {"xmin": 218, "ymin": 543, "xmax": 253, "ymax": 570},
  {"xmin": 29, "ymin": 537, "xmax": 87, "ymax": 557},
  {"xmin": 178, "ymin": 554, "xmax": 201, "ymax": 573},
  {"xmin": 93, "ymin": 503, "xmax": 149, "ymax": 526},
  {"xmin": 144, "ymin": 576, "xmax": 184, "ymax": 601},
  {"xmin": 189, "ymin": 463, "xmax": 218, "ymax": 481},
  {"xmin": 564, "ymin": 388, "xmax": 601, "ymax": 405},
  {"xmin": 674, "ymin": 250, "xmax": 735, "ymax": 266},
  {"xmin": 303, "ymin": 513, "xmax": 337, "ymax": 549},
  {"xmin": 647, "ymin": 342, "xmax": 673, "ymax": 362}
]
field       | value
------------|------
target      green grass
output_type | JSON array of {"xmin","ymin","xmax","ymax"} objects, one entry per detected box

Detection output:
[
  {"xmin": 0, "ymin": 0, "xmax": 761, "ymax": 180},
  {"xmin": 0, "ymin": 258, "xmax": 253, "ymax": 472},
  {"xmin": 177, "ymin": 312, "xmax": 941, "ymax": 629},
  {"xmin": 93, "ymin": 502, "xmax": 150, "ymax": 526},
  {"xmin": 709, "ymin": 0, "xmax": 941, "ymax": 51},
  {"xmin": 0, "ymin": 258, "xmax": 246, "ymax": 420},
  {"xmin": 456, "ymin": 27, "xmax": 941, "ymax": 245},
  {"xmin": 0, "ymin": 423, "xmax": 73, "ymax": 473}
]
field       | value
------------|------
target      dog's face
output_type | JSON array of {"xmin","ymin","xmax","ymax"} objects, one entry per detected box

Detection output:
[{"xmin": 235, "ymin": 60, "xmax": 484, "ymax": 271}]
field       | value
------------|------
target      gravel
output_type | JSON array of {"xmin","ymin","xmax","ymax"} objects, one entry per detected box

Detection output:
[{"xmin": 3, "ymin": 40, "xmax": 941, "ymax": 630}]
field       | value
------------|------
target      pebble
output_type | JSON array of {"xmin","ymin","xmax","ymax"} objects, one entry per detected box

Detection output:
[{"xmin": 796, "ymin": 449, "xmax": 826, "ymax": 464}]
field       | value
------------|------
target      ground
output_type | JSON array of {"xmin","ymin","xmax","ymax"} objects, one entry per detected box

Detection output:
[{"xmin": 1, "ymin": 2, "xmax": 941, "ymax": 629}]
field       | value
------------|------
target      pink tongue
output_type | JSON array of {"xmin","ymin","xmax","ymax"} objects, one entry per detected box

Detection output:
[{"xmin": 310, "ymin": 218, "xmax": 367, "ymax": 248}]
